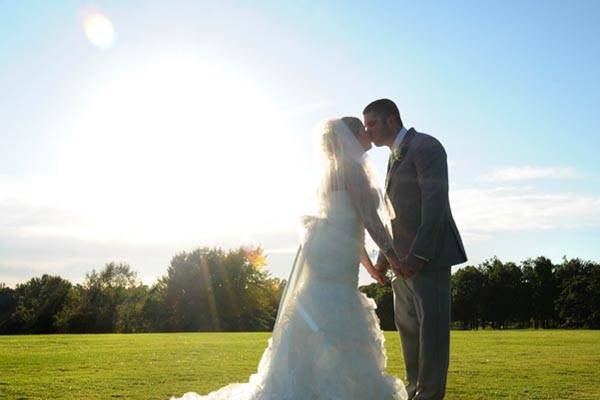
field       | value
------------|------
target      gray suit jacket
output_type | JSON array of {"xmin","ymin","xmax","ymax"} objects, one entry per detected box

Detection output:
[{"xmin": 382, "ymin": 128, "xmax": 467, "ymax": 269}]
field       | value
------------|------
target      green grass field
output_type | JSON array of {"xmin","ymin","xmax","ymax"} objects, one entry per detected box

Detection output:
[{"xmin": 1, "ymin": 330, "xmax": 599, "ymax": 399}]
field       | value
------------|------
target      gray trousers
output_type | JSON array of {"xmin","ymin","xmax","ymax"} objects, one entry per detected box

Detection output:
[{"xmin": 392, "ymin": 266, "xmax": 451, "ymax": 400}]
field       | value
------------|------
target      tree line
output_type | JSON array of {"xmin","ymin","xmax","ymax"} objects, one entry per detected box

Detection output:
[
  {"xmin": 0, "ymin": 246, "xmax": 284, "ymax": 334},
  {"xmin": 1, "ymin": 248, "xmax": 598, "ymax": 334},
  {"xmin": 362, "ymin": 256, "xmax": 600, "ymax": 330}
]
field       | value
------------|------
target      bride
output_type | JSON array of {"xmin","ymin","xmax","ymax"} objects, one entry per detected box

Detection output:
[{"xmin": 172, "ymin": 117, "xmax": 408, "ymax": 400}]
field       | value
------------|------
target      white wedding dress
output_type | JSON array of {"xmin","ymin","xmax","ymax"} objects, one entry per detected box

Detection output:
[{"xmin": 173, "ymin": 191, "xmax": 407, "ymax": 400}]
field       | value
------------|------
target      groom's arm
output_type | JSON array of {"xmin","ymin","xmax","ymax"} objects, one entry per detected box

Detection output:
[{"xmin": 409, "ymin": 137, "xmax": 449, "ymax": 262}]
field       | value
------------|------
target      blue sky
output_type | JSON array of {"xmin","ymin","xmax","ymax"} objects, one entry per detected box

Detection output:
[{"xmin": 1, "ymin": 1, "xmax": 599, "ymax": 286}]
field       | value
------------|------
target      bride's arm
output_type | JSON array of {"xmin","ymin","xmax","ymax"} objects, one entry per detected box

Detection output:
[
  {"xmin": 360, "ymin": 246, "xmax": 386, "ymax": 284},
  {"xmin": 360, "ymin": 246, "xmax": 374, "ymax": 269},
  {"xmin": 346, "ymin": 162, "xmax": 394, "ymax": 254},
  {"xmin": 347, "ymin": 163, "xmax": 412, "ymax": 278}
]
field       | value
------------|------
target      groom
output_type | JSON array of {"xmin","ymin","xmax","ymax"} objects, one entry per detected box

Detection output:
[{"xmin": 364, "ymin": 99, "xmax": 467, "ymax": 400}]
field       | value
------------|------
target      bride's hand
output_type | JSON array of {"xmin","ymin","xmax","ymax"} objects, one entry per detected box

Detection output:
[
  {"xmin": 368, "ymin": 267, "xmax": 387, "ymax": 285},
  {"xmin": 374, "ymin": 260, "xmax": 389, "ymax": 274}
]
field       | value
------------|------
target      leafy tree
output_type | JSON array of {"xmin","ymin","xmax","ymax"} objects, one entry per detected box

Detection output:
[
  {"xmin": 451, "ymin": 266, "xmax": 485, "ymax": 329},
  {"xmin": 140, "ymin": 278, "xmax": 169, "ymax": 332},
  {"xmin": 56, "ymin": 262, "xmax": 141, "ymax": 332},
  {"xmin": 12, "ymin": 275, "xmax": 72, "ymax": 333},
  {"xmin": 480, "ymin": 258, "xmax": 525, "ymax": 329},
  {"xmin": 555, "ymin": 258, "xmax": 600, "ymax": 328},
  {"xmin": 115, "ymin": 285, "xmax": 150, "ymax": 333},
  {"xmin": 163, "ymin": 246, "xmax": 283, "ymax": 332},
  {"xmin": 588, "ymin": 263, "xmax": 600, "ymax": 328},
  {"xmin": 521, "ymin": 257, "xmax": 558, "ymax": 328},
  {"xmin": 0, "ymin": 283, "xmax": 18, "ymax": 333}
]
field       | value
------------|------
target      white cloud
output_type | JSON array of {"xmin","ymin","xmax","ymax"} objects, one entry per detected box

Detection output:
[
  {"xmin": 483, "ymin": 166, "xmax": 580, "ymax": 182},
  {"xmin": 451, "ymin": 187, "xmax": 600, "ymax": 236},
  {"xmin": 459, "ymin": 231, "xmax": 492, "ymax": 242}
]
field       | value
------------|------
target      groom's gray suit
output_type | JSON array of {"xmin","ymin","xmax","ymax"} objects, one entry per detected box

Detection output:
[{"xmin": 382, "ymin": 127, "xmax": 466, "ymax": 400}]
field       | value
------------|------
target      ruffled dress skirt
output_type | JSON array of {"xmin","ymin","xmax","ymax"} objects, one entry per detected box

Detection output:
[{"xmin": 173, "ymin": 192, "xmax": 407, "ymax": 400}]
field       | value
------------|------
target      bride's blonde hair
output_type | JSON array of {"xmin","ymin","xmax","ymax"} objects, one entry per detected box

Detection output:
[
  {"xmin": 320, "ymin": 116, "xmax": 363, "ymax": 160},
  {"xmin": 341, "ymin": 116, "xmax": 363, "ymax": 136}
]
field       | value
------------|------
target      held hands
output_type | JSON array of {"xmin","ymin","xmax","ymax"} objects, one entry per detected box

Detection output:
[
  {"xmin": 361, "ymin": 247, "xmax": 388, "ymax": 285},
  {"xmin": 373, "ymin": 260, "xmax": 389, "ymax": 275},
  {"xmin": 372, "ymin": 250, "xmax": 426, "ymax": 283},
  {"xmin": 372, "ymin": 259, "xmax": 390, "ymax": 284},
  {"xmin": 385, "ymin": 250, "xmax": 421, "ymax": 279}
]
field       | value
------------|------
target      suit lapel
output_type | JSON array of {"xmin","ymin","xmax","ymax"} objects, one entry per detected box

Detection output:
[{"xmin": 385, "ymin": 128, "xmax": 416, "ymax": 191}]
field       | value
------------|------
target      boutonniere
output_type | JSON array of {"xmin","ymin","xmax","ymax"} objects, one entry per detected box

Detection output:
[{"xmin": 391, "ymin": 146, "xmax": 408, "ymax": 163}]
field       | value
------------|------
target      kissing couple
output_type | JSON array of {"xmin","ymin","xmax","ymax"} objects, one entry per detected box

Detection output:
[{"xmin": 173, "ymin": 98, "xmax": 467, "ymax": 400}]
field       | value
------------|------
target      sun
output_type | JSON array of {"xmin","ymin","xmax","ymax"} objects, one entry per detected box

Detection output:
[
  {"xmin": 82, "ymin": 11, "xmax": 116, "ymax": 49},
  {"xmin": 59, "ymin": 57, "xmax": 307, "ymax": 244}
]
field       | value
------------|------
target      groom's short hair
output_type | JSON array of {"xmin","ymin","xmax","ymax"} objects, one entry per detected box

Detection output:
[{"xmin": 363, "ymin": 99, "xmax": 403, "ymax": 126}]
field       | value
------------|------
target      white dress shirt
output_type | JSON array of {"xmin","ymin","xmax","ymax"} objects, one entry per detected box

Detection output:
[{"xmin": 391, "ymin": 126, "xmax": 408, "ymax": 152}]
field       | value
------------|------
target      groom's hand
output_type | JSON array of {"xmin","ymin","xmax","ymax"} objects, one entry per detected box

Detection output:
[
  {"xmin": 385, "ymin": 252, "xmax": 415, "ymax": 279},
  {"xmin": 401, "ymin": 254, "xmax": 425, "ymax": 277},
  {"xmin": 391, "ymin": 264, "xmax": 416, "ymax": 279}
]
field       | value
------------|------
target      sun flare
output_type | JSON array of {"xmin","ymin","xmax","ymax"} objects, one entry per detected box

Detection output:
[
  {"xmin": 59, "ymin": 58, "xmax": 307, "ymax": 244},
  {"xmin": 82, "ymin": 11, "xmax": 116, "ymax": 49}
]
